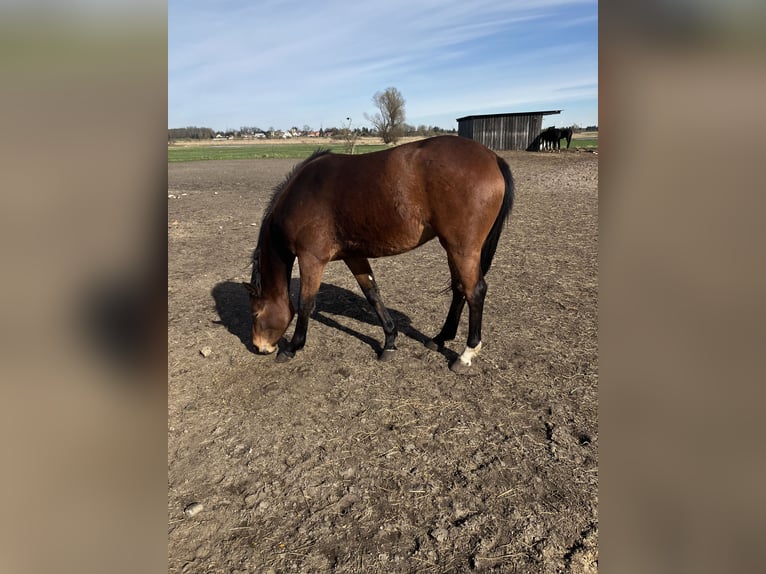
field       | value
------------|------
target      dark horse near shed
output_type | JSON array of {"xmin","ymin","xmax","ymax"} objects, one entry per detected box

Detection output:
[
  {"xmin": 540, "ymin": 126, "xmax": 573, "ymax": 150},
  {"xmin": 242, "ymin": 136, "xmax": 514, "ymax": 374}
]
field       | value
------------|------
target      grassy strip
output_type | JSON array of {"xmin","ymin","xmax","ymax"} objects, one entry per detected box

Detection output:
[
  {"xmin": 168, "ymin": 139, "xmax": 598, "ymax": 162},
  {"xmin": 569, "ymin": 138, "xmax": 598, "ymax": 149},
  {"xmin": 168, "ymin": 143, "xmax": 389, "ymax": 162}
]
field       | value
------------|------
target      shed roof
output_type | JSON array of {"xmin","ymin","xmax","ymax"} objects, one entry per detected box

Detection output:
[{"xmin": 456, "ymin": 110, "xmax": 562, "ymax": 122}]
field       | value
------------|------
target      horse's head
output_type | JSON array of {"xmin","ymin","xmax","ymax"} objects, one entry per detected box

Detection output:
[{"xmin": 242, "ymin": 282, "xmax": 294, "ymax": 354}]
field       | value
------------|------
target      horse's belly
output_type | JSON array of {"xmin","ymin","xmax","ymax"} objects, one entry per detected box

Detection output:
[{"xmin": 335, "ymin": 221, "xmax": 435, "ymax": 260}]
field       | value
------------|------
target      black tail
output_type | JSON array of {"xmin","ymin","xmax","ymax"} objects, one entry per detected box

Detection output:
[{"xmin": 480, "ymin": 157, "xmax": 514, "ymax": 276}]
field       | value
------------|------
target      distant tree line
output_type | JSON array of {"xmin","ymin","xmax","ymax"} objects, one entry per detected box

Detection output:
[
  {"xmin": 569, "ymin": 124, "xmax": 598, "ymax": 132},
  {"xmin": 402, "ymin": 124, "xmax": 456, "ymax": 137},
  {"xmin": 169, "ymin": 124, "xmax": 457, "ymax": 141},
  {"xmin": 329, "ymin": 124, "xmax": 456, "ymax": 139},
  {"xmin": 168, "ymin": 126, "xmax": 215, "ymax": 140}
]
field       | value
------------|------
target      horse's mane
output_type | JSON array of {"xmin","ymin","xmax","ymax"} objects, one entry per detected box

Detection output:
[{"xmin": 251, "ymin": 148, "xmax": 333, "ymax": 289}]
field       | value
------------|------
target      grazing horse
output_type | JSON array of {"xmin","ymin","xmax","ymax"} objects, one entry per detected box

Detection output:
[
  {"xmin": 539, "ymin": 126, "xmax": 573, "ymax": 150},
  {"xmin": 242, "ymin": 136, "xmax": 514, "ymax": 374}
]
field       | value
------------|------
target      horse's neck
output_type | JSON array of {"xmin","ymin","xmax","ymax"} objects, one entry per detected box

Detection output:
[{"xmin": 258, "ymin": 233, "xmax": 292, "ymax": 298}]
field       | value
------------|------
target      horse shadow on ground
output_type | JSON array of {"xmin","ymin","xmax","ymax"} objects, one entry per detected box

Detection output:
[
  {"xmin": 211, "ymin": 280, "xmax": 456, "ymax": 362},
  {"xmin": 527, "ymin": 134, "xmax": 543, "ymax": 152}
]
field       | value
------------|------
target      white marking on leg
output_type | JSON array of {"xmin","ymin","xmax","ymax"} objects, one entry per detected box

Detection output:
[{"xmin": 458, "ymin": 341, "xmax": 482, "ymax": 366}]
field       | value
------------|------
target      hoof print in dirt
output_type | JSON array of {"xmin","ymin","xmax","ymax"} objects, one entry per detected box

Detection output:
[
  {"xmin": 449, "ymin": 360, "xmax": 477, "ymax": 375},
  {"xmin": 378, "ymin": 348, "xmax": 397, "ymax": 362},
  {"xmin": 424, "ymin": 339, "xmax": 442, "ymax": 351}
]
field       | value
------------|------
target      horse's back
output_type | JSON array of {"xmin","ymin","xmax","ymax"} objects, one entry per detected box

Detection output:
[
  {"xmin": 273, "ymin": 136, "xmax": 507, "ymax": 260},
  {"xmin": 359, "ymin": 135, "xmax": 504, "ymax": 211}
]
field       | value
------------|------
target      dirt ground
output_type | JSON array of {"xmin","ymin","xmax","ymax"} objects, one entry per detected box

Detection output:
[{"xmin": 168, "ymin": 146, "xmax": 598, "ymax": 573}]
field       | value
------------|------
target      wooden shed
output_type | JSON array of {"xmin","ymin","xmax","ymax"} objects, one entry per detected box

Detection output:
[{"xmin": 456, "ymin": 110, "xmax": 562, "ymax": 151}]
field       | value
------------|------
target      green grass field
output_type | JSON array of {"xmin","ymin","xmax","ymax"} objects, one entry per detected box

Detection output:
[
  {"xmin": 167, "ymin": 143, "xmax": 389, "ymax": 162},
  {"xmin": 569, "ymin": 138, "xmax": 598, "ymax": 149}
]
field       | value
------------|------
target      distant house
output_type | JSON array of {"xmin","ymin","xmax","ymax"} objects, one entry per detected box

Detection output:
[{"xmin": 456, "ymin": 110, "xmax": 562, "ymax": 151}]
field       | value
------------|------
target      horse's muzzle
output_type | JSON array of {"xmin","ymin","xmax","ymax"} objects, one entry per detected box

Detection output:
[{"xmin": 253, "ymin": 343, "xmax": 277, "ymax": 355}]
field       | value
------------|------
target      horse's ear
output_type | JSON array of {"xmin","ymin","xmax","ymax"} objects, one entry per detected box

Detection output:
[{"xmin": 242, "ymin": 282, "xmax": 259, "ymax": 298}]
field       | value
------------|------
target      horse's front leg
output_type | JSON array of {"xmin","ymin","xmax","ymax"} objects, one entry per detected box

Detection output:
[
  {"xmin": 345, "ymin": 257, "xmax": 398, "ymax": 361},
  {"xmin": 276, "ymin": 255, "xmax": 325, "ymax": 363}
]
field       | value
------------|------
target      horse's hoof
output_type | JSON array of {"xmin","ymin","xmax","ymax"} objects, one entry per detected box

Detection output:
[
  {"xmin": 275, "ymin": 350, "xmax": 294, "ymax": 363},
  {"xmin": 449, "ymin": 359, "xmax": 473, "ymax": 375},
  {"xmin": 424, "ymin": 339, "xmax": 442, "ymax": 351},
  {"xmin": 378, "ymin": 348, "xmax": 397, "ymax": 362}
]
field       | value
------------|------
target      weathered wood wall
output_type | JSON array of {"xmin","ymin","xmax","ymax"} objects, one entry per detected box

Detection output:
[{"xmin": 457, "ymin": 111, "xmax": 559, "ymax": 151}]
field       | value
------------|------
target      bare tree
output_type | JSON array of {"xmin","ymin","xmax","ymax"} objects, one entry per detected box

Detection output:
[{"xmin": 365, "ymin": 87, "xmax": 406, "ymax": 144}]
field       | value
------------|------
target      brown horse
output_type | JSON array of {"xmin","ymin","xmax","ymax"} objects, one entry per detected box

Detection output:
[{"xmin": 242, "ymin": 136, "xmax": 514, "ymax": 373}]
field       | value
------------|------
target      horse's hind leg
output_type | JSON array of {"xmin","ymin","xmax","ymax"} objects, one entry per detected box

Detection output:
[
  {"xmin": 453, "ymin": 274, "xmax": 487, "ymax": 373},
  {"xmin": 425, "ymin": 282, "xmax": 465, "ymax": 351},
  {"xmin": 345, "ymin": 258, "xmax": 398, "ymax": 361},
  {"xmin": 428, "ymin": 253, "xmax": 487, "ymax": 374}
]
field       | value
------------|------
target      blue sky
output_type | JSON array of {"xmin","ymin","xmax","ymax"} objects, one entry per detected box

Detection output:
[{"xmin": 169, "ymin": 0, "xmax": 598, "ymax": 132}]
